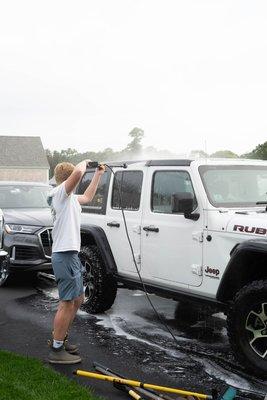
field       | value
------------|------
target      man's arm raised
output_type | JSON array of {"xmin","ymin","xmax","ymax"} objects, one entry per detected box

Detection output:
[
  {"xmin": 65, "ymin": 160, "xmax": 90, "ymax": 195},
  {"xmin": 78, "ymin": 164, "xmax": 105, "ymax": 205}
]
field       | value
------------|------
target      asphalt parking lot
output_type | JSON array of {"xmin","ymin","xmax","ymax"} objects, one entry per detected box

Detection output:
[{"xmin": 0, "ymin": 273, "xmax": 266, "ymax": 400}]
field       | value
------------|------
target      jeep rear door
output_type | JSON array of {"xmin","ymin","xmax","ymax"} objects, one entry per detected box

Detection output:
[
  {"xmin": 104, "ymin": 169, "xmax": 143, "ymax": 275},
  {"xmin": 80, "ymin": 168, "xmax": 143, "ymax": 276},
  {"xmin": 141, "ymin": 167, "xmax": 203, "ymax": 287}
]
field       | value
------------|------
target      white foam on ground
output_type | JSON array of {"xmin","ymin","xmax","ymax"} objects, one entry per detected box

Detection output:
[
  {"xmin": 195, "ymin": 357, "xmax": 267, "ymax": 395},
  {"xmin": 78, "ymin": 305, "xmax": 186, "ymax": 358},
  {"xmin": 40, "ymin": 285, "xmax": 266, "ymax": 395},
  {"xmin": 42, "ymin": 286, "xmax": 58, "ymax": 299},
  {"xmin": 132, "ymin": 292, "xmax": 146, "ymax": 297},
  {"xmin": 41, "ymin": 285, "xmax": 186, "ymax": 353}
]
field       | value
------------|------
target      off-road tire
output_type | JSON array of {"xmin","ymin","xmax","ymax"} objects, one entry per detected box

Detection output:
[
  {"xmin": 227, "ymin": 280, "xmax": 267, "ymax": 378},
  {"xmin": 79, "ymin": 245, "xmax": 117, "ymax": 314}
]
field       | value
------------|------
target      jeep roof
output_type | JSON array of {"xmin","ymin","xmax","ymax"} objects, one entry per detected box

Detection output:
[{"xmin": 102, "ymin": 158, "xmax": 267, "ymax": 169}]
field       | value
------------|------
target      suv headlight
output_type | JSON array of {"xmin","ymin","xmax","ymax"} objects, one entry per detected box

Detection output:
[{"xmin": 5, "ymin": 224, "xmax": 42, "ymax": 234}]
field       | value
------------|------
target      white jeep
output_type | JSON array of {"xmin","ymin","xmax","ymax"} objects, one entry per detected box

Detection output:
[{"xmin": 77, "ymin": 158, "xmax": 267, "ymax": 377}]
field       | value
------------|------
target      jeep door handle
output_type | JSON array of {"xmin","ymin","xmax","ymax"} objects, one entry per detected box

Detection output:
[
  {"xmin": 107, "ymin": 221, "xmax": 120, "ymax": 228},
  {"xmin": 143, "ymin": 226, "xmax": 159, "ymax": 233}
]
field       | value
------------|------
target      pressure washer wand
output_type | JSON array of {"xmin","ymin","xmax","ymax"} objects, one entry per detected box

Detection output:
[{"xmin": 86, "ymin": 161, "xmax": 128, "ymax": 169}]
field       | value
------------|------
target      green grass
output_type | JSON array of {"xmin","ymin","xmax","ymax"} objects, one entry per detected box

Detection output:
[{"xmin": 0, "ymin": 350, "xmax": 101, "ymax": 400}]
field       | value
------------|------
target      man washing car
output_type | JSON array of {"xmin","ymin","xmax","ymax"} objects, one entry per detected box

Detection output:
[{"xmin": 47, "ymin": 160, "xmax": 105, "ymax": 364}]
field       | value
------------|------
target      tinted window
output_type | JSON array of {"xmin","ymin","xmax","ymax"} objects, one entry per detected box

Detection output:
[
  {"xmin": 152, "ymin": 171, "xmax": 197, "ymax": 214},
  {"xmin": 0, "ymin": 185, "xmax": 50, "ymax": 208},
  {"xmin": 112, "ymin": 171, "xmax": 143, "ymax": 211},
  {"xmin": 78, "ymin": 170, "xmax": 110, "ymax": 214}
]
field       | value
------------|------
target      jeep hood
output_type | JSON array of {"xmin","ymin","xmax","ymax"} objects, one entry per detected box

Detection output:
[
  {"xmin": 226, "ymin": 211, "xmax": 267, "ymax": 236},
  {"xmin": 2, "ymin": 208, "xmax": 53, "ymax": 227}
]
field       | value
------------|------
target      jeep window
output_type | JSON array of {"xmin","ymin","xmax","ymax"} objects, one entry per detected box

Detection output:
[
  {"xmin": 152, "ymin": 171, "xmax": 197, "ymax": 214},
  {"xmin": 0, "ymin": 185, "xmax": 50, "ymax": 208},
  {"xmin": 199, "ymin": 165, "xmax": 267, "ymax": 207},
  {"xmin": 77, "ymin": 170, "xmax": 110, "ymax": 214},
  {"xmin": 112, "ymin": 171, "xmax": 143, "ymax": 211}
]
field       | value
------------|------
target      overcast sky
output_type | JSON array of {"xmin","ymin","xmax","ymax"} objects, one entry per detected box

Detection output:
[{"xmin": 0, "ymin": 0, "xmax": 267, "ymax": 156}]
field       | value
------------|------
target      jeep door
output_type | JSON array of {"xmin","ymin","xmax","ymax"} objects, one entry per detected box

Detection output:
[
  {"xmin": 104, "ymin": 169, "xmax": 143, "ymax": 275},
  {"xmin": 141, "ymin": 167, "xmax": 203, "ymax": 287},
  {"xmin": 79, "ymin": 168, "xmax": 143, "ymax": 276}
]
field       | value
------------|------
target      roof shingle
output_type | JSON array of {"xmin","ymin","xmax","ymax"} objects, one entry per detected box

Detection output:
[{"xmin": 0, "ymin": 136, "xmax": 49, "ymax": 168}]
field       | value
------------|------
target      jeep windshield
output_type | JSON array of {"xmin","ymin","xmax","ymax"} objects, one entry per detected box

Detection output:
[
  {"xmin": 199, "ymin": 165, "xmax": 267, "ymax": 208},
  {"xmin": 0, "ymin": 185, "xmax": 50, "ymax": 209}
]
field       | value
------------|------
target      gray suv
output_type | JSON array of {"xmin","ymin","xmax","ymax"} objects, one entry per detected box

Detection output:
[{"xmin": 0, "ymin": 182, "xmax": 53, "ymax": 285}]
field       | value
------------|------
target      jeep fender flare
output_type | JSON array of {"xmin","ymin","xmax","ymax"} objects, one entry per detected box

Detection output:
[
  {"xmin": 217, "ymin": 239, "xmax": 267, "ymax": 302},
  {"xmin": 80, "ymin": 224, "xmax": 117, "ymax": 275}
]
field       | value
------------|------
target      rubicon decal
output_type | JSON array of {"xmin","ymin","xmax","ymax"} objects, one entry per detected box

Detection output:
[
  {"xmin": 233, "ymin": 224, "xmax": 267, "ymax": 235},
  {"xmin": 204, "ymin": 266, "xmax": 220, "ymax": 279}
]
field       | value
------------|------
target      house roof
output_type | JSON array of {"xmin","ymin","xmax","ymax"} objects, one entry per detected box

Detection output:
[{"xmin": 0, "ymin": 136, "xmax": 49, "ymax": 168}]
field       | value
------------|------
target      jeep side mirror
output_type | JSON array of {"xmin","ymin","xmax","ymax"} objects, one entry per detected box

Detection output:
[{"xmin": 171, "ymin": 193, "xmax": 199, "ymax": 221}]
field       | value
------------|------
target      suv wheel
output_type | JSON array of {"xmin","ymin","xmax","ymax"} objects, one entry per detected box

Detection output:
[
  {"xmin": 227, "ymin": 280, "xmax": 267, "ymax": 378},
  {"xmin": 0, "ymin": 258, "xmax": 9, "ymax": 287},
  {"xmin": 79, "ymin": 245, "xmax": 117, "ymax": 314}
]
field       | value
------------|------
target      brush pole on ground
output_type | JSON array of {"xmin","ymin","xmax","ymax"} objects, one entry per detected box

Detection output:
[
  {"xmin": 74, "ymin": 369, "xmax": 213, "ymax": 399},
  {"xmin": 94, "ymin": 362, "xmax": 179, "ymax": 400},
  {"xmin": 114, "ymin": 383, "xmax": 145, "ymax": 400}
]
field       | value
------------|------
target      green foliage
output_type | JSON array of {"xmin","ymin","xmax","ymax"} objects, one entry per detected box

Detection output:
[
  {"xmin": 45, "ymin": 148, "xmax": 79, "ymax": 178},
  {"xmin": 189, "ymin": 150, "xmax": 209, "ymax": 158},
  {"xmin": 126, "ymin": 127, "xmax": 144, "ymax": 153},
  {"xmin": 46, "ymin": 127, "xmax": 146, "ymax": 178},
  {"xmin": 210, "ymin": 150, "xmax": 239, "ymax": 158},
  {"xmin": 242, "ymin": 141, "xmax": 267, "ymax": 160},
  {"xmin": 0, "ymin": 350, "xmax": 99, "ymax": 400}
]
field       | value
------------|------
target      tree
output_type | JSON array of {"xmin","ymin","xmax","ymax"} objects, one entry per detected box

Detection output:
[
  {"xmin": 126, "ymin": 127, "xmax": 144, "ymax": 153},
  {"xmin": 210, "ymin": 150, "xmax": 239, "ymax": 158},
  {"xmin": 242, "ymin": 142, "xmax": 267, "ymax": 160},
  {"xmin": 45, "ymin": 149, "xmax": 65, "ymax": 178},
  {"xmin": 189, "ymin": 150, "xmax": 209, "ymax": 159},
  {"xmin": 60, "ymin": 148, "xmax": 78, "ymax": 160}
]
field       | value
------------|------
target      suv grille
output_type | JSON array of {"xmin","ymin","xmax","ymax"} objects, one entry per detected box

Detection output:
[
  {"xmin": 40, "ymin": 228, "xmax": 53, "ymax": 258},
  {"xmin": 15, "ymin": 246, "xmax": 40, "ymax": 260}
]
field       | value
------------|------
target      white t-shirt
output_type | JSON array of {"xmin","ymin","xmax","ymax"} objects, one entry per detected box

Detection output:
[{"xmin": 48, "ymin": 183, "xmax": 82, "ymax": 253}]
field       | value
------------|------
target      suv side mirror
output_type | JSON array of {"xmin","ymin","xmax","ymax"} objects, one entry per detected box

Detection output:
[{"xmin": 171, "ymin": 193, "xmax": 199, "ymax": 220}]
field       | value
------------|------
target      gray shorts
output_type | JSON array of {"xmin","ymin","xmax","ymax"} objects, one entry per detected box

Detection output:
[{"xmin": 52, "ymin": 251, "xmax": 84, "ymax": 301}]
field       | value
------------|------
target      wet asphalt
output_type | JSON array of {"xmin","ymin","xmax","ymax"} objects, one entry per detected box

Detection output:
[{"xmin": 0, "ymin": 273, "xmax": 266, "ymax": 400}]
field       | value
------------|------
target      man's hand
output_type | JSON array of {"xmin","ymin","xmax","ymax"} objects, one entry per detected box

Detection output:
[
  {"xmin": 96, "ymin": 164, "xmax": 106, "ymax": 176},
  {"xmin": 78, "ymin": 164, "xmax": 105, "ymax": 205}
]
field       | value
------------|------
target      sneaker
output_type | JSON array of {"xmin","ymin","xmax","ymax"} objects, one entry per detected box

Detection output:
[
  {"xmin": 48, "ymin": 345, "xmax": 82, "ymax": 364},
  {"xmin": 64, "ymin": 332, "xmax": 79, "ymax": 354},
  {"xmin": 64, "ymin": 339, "xmax": 78, "ymax": 354},
  {"xmin": 48, "ymin": 332, "xmax": 79, "ymax": 354}
]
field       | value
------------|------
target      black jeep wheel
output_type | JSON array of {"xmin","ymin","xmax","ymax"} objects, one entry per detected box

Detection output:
[
  {"xmin": 0, "ymin": 257, "xmax": 9, "ymax": 287},
  {"xmin": 227, "ymin": 280, "xmax": 267, "ymax": 378},
  {"xmin": 79, "ymin": 245, "xmax": 117, "ymax": 314}
]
